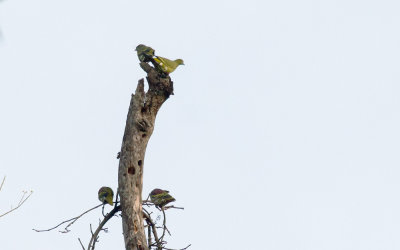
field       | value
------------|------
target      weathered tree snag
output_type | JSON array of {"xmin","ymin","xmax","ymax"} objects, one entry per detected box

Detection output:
[{"xmin": 118, "ymin": 62, "xmax": 173, "ymax": 250}]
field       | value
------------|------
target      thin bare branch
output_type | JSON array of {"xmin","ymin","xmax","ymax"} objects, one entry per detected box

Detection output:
[
  {"xmin": 142, "ymin": 201, "xmax": 187, "ymax": 249},
  {"xmin": 143, "ymin": 209, "xmax": 161, "ymax": 249},
  {"xmin": 159, "ymin": 209, "xmax": 167, "ymax": 244},
  {"xmin": 78, "ymin": 238, "xmax": 86, "ymax": 250},
  {"xmin": 147, "ymin": 220, "xmax": 152, "ymax": 247},
  {"xmin": 0, "ymin": 190, "xmax": 33, "ymax": 218},
  {"xmin": 33, "ymin": 204, "xmax": 102, "ymax": 232},
  {"xmin": 164, "ymin": 205, "xmax": 184, "ymax": 210},
  {"xmin": 0, "ymin": 176, "xmax": 5, "ymax": 192},
  {"xmin": 163, "ymin": 244, "xmax": 191, "ymax": 250},
  {"xmin": 143, "ymin": 200, "xmax": 183, "ymax": 211},
  {"xmin": 87, "ymin": 205, "xmax": 121, "ymax": 250}
]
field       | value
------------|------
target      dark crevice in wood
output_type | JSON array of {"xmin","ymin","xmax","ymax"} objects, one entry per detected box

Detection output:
[{"xmin": 128, "ymin": 167, "xmax": 135, "ymax": 175}]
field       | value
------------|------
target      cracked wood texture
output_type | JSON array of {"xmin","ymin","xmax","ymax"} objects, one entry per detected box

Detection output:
[{"xmin": 118, "ymin": 62, "xmax": 174, "ymax": 250}]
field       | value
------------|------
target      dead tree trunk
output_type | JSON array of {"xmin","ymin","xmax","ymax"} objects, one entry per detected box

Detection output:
[{"xmin": 118, "ymin": 62, "xmax": 174, "ymax": 250}]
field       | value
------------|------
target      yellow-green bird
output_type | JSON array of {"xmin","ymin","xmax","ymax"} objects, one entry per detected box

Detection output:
[
  {"xmin": 98, "ymin": 186, "xmax": 114, "ymax": 206},
  {"xmin": 135, "ymin": 44, "xmax": 155, "ymax": 62},
  {"xmin": 149, "ymin": 188, "xmax": 176, "ymax": 208},
  {"xmin": 153, "ymin": 56, "xmax": 184, "ymax": 74}
]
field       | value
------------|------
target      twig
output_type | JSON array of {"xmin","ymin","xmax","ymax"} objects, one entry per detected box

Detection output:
[
  {"xmin": 163, "ymin": 244, "xmax": 191, "ymax": 250},
  {"xmin": 0, "ymin": 176, "xmax": 5, "ymax": 192},
  {"xmin": 0, "ymin": 190, "xmax": 33, "ymax": 218},
  {"xmin": 159, "ymin": 208, "xmax": 167, "ymax": 244},
  {"xmin": 143, "ymin": 211, "xmax": 158, "ymax": 246},
  {"xmin": 147, "ymin": 219, "xmax": 152, "ymax": 247},
  {"xmin": 143, "ymin": 209, "xmax": 162, "ymax": 249},
  {"xmin": 142, "ymin": 201, "xmax": 183, "ymax": 210},
  {"xmin": 33, "ymin": 204, "xmax": 102, "ymax": 232},
  {"xmin": 87, "ymin": 205, "xmax": 121, "ymax": 250},
  {"xmin": 102, "ymin": 205, "xmax": 106, "ymax": 217},
  {"xmin": 89, "ymin": 224, "xmax": 97, "ymax": 250},
  {"xmin": 143, "ymin": 201, "xmax": 186, "ymax": 249},
  {"xmin": 78, "ymin": 238, "xmax": 86, "ymax": 250},
  {"xmin": 164, "ymin": 225, "xmax": 171, "ymax": 237},
  {"xmin": 114, "ymin": 191, "xmax": 120, "ymax": 208},
  {"xmin": 164, "ymin": 205, "xmax": 184, "ymax": 210}
]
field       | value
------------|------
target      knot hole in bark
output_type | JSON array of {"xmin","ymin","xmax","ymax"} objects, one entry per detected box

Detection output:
[
  {"xmin": 136, "ymin": 120, "xmax": 149, "ymax": 132},
  {"xmin": 128, "ymin": 167, "xmax": 135, "ymax": 175}
]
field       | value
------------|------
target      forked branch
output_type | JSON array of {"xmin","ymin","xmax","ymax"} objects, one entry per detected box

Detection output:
[{"xmin": 0, "ymin": 176, "xmax": 33, "ymax": 218}]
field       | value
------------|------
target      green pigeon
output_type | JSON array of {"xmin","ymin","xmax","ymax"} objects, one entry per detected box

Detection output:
[
  {"xmin": 149, "ymin": 188, "xmax": 176, "ymax": 208},
  {"xmin": 98, "ymin": 186, "xmax": 114, "ymax": 206},
  {"xmin": 153, "ymin": 56, "xmax": 184, "ymax": 74},
  {"xmin": 135, "ymin": 44, "xmax": 155, "ymax": 62}
]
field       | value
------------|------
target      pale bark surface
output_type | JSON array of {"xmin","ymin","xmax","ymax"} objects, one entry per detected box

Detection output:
[{"xmin": 118, "ymin": 63, "xmax": 173, "ymax": 250}]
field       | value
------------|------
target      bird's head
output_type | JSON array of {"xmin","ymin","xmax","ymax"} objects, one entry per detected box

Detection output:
[
  {"xmin": 150, "ymin": 188, "xmax": 168, "ymax": 196},
  {"xmin": 135, "ymin": 44, "xmax": 145, "ymax": 51},
  {"xmin": 175, "ymin": 59, "xmax": 184, "ymax": 65}
]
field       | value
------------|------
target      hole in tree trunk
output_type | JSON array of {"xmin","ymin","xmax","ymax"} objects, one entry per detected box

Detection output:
[{"xmin": 128, "ymin": 167, "xmax": 135, "ymax": 175}]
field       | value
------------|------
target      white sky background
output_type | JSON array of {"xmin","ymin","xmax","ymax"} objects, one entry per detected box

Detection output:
[{"xmin": 1, "ymin": 0, "xmax": 400, "ymax": 249}]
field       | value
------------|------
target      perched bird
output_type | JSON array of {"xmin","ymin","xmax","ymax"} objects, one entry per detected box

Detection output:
[
  {"xmin": 153, "ymin": 56, "xmax": 184, "ymax": 74},
  {"xmin": 135, "ymin": 44, "xmax": 155, "ymax": 62},
  {"xmin": 150, "ymin": 188, "xmax": 176, "ymax": 208},
  {"xmin": 98, "ymin": 186, "xmax": 114, "ymax": 206}
]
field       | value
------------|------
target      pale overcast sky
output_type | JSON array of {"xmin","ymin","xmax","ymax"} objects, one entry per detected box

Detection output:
[{"xmin": 1, "ymin": 0, "xmax": 400, "ymax": 249}]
